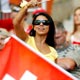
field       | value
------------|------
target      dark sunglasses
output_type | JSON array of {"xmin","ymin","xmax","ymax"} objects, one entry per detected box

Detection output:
[{"xmin": 33, "ymin": 20, "xmax": 50, "ymax": 25}]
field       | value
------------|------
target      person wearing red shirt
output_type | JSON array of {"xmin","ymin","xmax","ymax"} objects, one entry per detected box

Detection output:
[{"xmin": 0, "ymin": 19, "xmax": 13, "ymax": 31}]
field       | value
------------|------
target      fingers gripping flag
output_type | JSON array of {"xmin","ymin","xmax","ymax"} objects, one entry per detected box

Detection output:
[{"xmin": 0, "ymin": 35, "xmax": 78, "ymax": 80}]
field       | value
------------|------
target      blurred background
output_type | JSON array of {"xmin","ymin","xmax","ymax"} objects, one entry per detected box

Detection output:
[
  {"xmin": 0, "ymin": 0, "xmax": 80, "ymax": 32},
  {"xmin": 52, "ymin": 0, "xmax": 80, "ymax": 33}
]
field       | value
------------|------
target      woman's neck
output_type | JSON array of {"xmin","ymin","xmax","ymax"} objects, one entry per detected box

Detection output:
[
  {"xmin": 34, "ymin": 34, "xmax": 47, "ymax": 44},
  {"xmin": 76, "ymin": 25, "xmax": 80, "ymax": 32},
  {"xmin": 74, "ymin": 29, "xmax": 80, "ymax": 36}
]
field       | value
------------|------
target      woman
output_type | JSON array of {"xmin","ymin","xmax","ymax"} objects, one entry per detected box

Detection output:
[
  {"xmin": 67, "ymin": 7, "xmax": 80, "ymax": 45},
  {"xmin": 13, "ymin": 0, "xmax": 58, "ymax": 62}
]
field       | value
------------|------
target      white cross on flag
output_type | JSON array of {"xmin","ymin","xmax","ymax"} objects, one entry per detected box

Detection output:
[{"xmin": 0, "ymin": 35, "xmax": 78, "ymax": 80}]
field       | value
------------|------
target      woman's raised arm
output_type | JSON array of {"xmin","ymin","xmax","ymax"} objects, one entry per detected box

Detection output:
[
  {"xmin": 13, "ymin": 5, "xmax": 29, "ymax": 41},
  {"xmin": 13, "ymin": 0, "xmax": 38, "ymax": 41}
]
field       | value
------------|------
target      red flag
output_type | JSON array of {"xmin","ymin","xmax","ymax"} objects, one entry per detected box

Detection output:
[{"xmin": 0, "ymin": 35, "xmax": 77, "ymax": 80}]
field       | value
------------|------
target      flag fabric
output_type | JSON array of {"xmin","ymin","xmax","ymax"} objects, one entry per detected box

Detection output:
[{"xmin": 0, "ymin": 35, "xmax": 78, "ymax": 80}]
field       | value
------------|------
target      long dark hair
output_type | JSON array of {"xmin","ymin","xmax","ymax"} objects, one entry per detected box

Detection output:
[{"xmin": 29, "ymin": 12, "xmax": 56, "ymax": 48}]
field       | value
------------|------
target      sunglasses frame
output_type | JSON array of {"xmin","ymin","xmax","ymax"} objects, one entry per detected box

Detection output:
[{"xmin": 33, "ymin": 20, "xmax": 50, "ymax": 25}]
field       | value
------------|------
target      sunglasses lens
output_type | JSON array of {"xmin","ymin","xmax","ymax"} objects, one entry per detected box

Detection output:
[
  {"xmin": 33, "ymin": 20, "xmax": 41, "ymax": 25},
  {"xmin": 42, "ymin": 20, "xmax": 50, "ymax": 25},
  {"xmin": 33, "ymin": 20, "xmax": 50, "ymax": 25}
]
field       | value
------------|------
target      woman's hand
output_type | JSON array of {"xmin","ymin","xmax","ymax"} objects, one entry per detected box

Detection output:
[
  {"xmin": 20, "ymin": 0, "xmax": 28, "ymax": 8},
  {"xmin": 20, "ymin": 0, "xmax": 38, "ymax": 8},
  {"xmin": 20, "ymin": 0, "xmax": 50, "ymax": 8},
  {"xmin": 29, "ymin": 0, "xmax": 38, "ymax": 7}
]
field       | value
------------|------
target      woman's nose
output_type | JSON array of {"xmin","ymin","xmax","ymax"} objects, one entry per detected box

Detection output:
[{"xmin": 40, "ymin": 22, "xmax": 43, "ymax": 25}]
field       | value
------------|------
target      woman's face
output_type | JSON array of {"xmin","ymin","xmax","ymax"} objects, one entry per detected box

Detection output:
[
  {"xmin": 33, "ymin": 15, "xmax": 50, "ymax": 35},
  {"xmin": 74, "ymin": 9, "xmax": 80, "ymax": 25}
]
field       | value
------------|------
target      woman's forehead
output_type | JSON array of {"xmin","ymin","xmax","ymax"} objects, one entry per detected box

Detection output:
[{"xmin": 36, "ymin": 15, "xmax": 48, "ymax": 20}]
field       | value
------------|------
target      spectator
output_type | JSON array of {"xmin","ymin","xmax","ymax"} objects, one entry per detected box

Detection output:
[
  {"xmin": 0, "ymin": 19, "xmax": 13, "ymax": 31},
  {"xmin": 0, "ymin": 6, "xmax": 19, "ymax": 31},
  {"xmin": 67, "ymin": 7, "xmax": 80, "ymax": 46},
  {"xmin": 54, "ymin": 22, "xmax": 80, "ymax": 79},
  {"xmin": 13, "ymin": 0, "xmax": 58, "ymax": 62},
  {"xmin": 0, "ymin": 5, "xmax": 28, "ymax": 34}
]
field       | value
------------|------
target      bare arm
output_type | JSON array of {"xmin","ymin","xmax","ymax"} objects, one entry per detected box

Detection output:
[
  {"xmin": 13, "ymin": 5, "xmax": 28, "ymax": 41},
  {"xmin": 13, "ymin": 0, "xmax": 38, "ymax": 41},
  {"xmin": 56, "ymin": 57, "xmax": 76, "ymax": 71}
]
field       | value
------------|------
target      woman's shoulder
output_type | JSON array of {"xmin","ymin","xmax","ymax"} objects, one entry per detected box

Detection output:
[
  {"xmin": 49, "ymin": 46, "xmax": 58, "ymax": 55},
  {"xmin": 49, "ymin": 46, "xmax": 56, "ymax": 51},
  {"xmin": 25, "ymin": 36, "xmax": 34, "ymax": 42},
  {"xmin": 45, "ymin": 46, "xmax": 58, "ymax": 61}
]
